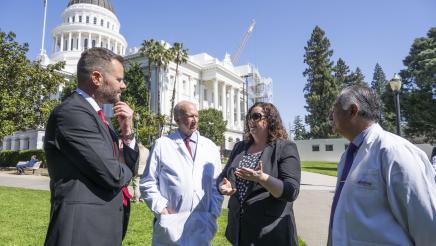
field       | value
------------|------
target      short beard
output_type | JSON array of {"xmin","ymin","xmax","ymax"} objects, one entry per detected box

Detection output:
[{"xmin": 95, "ymin": 85, "xmax": 119, "ymax": 105}]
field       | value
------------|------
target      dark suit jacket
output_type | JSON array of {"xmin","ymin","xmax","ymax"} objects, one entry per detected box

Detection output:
[
  {"xmin": 44, "ymin": 92, "xmax": 138, "ymax": 246},
  {"xmin": 218, "ymin": 139, "xmax": 301, "ymax": 246}
]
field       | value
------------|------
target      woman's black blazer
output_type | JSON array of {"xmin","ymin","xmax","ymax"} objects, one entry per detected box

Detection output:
[{"xmin": 217, "ymin": 139, "xmax": 301, "ymax": 246}]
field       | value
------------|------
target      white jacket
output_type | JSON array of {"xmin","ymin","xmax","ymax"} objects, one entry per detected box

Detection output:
[
  {"xmin": 332, "ymin": 124, "xmax": 436, "ymax": 246},
  {"xmin": 140, "ymin": 130, "xmax": 223, "ymax": 246}
]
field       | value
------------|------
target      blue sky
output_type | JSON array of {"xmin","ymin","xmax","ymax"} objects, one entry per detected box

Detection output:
[{"xmin": 1, "ymin": 0, "xmax": 435, "ymax": 130}]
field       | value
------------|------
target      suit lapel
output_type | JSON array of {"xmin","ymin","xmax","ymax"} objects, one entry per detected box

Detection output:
[{"xmin": 73, "ymin": 92, "xmax": 116, "ymax": 152}]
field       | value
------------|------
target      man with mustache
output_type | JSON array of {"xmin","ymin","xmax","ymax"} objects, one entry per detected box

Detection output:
[
  {"xmin": 44, "ymin": 47, "xmax": 139, "ymax": 246},
  {"xmin": 140, "ymin": 101, "xmax": 223, "ymax": 245}
]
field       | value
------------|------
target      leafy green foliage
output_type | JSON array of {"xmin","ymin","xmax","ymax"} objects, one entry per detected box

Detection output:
[
  {"xmin": 333, "ymin": 58, "xmax": 352, "ymax": 89},
  {"xmin": 303, "ymin": 26, "xmax": 338, "ymax": 138},
  {"xmin": 198, "ymin": 108, "xmax": 227, "ymax": 147},
  {"xmin": 291, "ymin": 115, "xmax": 308, "ymax": 140},
  {"xmin": 399, "ymin": 27, "xmax": 436, "ymax": 143},
  {"xmin": 121, "ymin": 62, "xmax": 166, "ymax": 147},
  {"xmin": 60, "ymin": 76, "xmax": 77, "ymax": 101},
  {"xmin": 0, "ymin": 31, "xmax": 65, "ymax": 139},
  {"xmin": 0, "ymin": 149, "xmax": 46, "ymax": 167}
]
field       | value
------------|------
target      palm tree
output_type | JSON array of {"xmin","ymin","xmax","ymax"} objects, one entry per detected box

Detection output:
[
  {"xmin": 139, "ymin": 39, "xmax": 172, "ymax": 115},
  {"xmin": 168, "ymin": 42, "xmax": 189, "ymax": 131}
]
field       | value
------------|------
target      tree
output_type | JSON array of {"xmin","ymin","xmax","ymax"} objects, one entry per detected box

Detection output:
[
  {"xmin": 168, "ymin": 42, "xmax": 189, "ymax": 131},
  {"xmin": 61, "ymin": 76, "xmax": 77, "ymax": 101},
  {"xmin": 140, "ymin": 39, "xmax": 172, "ymax": 115},
  {"xmin": 370, "ymin": 63, "xmax": 395, "ymax": 132},
  {"xmin": 399, "ymin": 27, "xmax": 436, "ymax": 142},
  {"xmin": 198, "ymin": 108, "xmax": 227, "ymax": 147},
  {"xmin": 0, "ymin": 31, "xmax": 65, "ymax": 139},
  {"xmin": 303, "ymin": 26, "xmax": 337, "ymax": 138},
  {"xmin": 140, "ymin": 39, "xmax": 173, "ymax": 137},
  {"xmin": 348, "ymin": 67, "xmax": 367, "ymax": 86},
  {"xmin": 291, "ymin": 115, "xmax": 307, "ymax": 140},
  {"xmin": 333, "ymin": 58, "xmax": 352, "ymax": 89},
  {"xmin": 121, "ymin": 62, "xmax": 166, "ymax": 147},
  {"xmin": 371, "ymin": 63, "xmax": 387, "ymax": 96}
]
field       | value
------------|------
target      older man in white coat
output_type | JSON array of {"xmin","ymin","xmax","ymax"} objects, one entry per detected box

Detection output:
[
  {"xmin": 140, "ymin": 101, "xmax": 223, "ymax": 245},
  {"xmin": 328, "ymin": 85, "xmax": 436, "ymax": 246}
]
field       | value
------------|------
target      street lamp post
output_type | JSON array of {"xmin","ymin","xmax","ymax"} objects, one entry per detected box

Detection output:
[{"xmin": 389, "ymin": 73, "xmax": 402, "ymax": 136}]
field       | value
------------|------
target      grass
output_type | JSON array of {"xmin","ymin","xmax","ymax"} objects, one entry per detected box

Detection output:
[
  {"xmin": 301, "ymin": 161, "xmax": 338, "ymax": 177},
  {"xmin": 0, "ymin": 186, "xmax": 306, "ymax": 245}
]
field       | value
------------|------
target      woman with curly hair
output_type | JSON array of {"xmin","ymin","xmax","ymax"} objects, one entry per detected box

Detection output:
[{"xmin": 217, "ymin": 102, "xmax": 301, "ymax": 245}]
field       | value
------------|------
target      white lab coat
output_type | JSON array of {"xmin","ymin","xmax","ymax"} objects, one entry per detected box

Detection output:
[
  {"xmin": 331, "ymin": 124, "xmax": 436, "ymax": 245},
  {"xmin": 140, "ymin": 130, "xmax": 223, "ymax": 246}
]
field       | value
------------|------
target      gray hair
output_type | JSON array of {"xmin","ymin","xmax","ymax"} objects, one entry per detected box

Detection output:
[
  {"xmin": 77, "ymin": 47, "xmax": 123, "ymax": 84},
  {"xmin": 174, "ymin": 101, "xmax": 195, "ymax": 120},
  {"xmin": 338, "ymin": 85, "xmax": 381, "ymax": 122}
]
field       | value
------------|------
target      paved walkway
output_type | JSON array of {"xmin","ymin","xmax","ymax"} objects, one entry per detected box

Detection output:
[{"xmin": 0, "ymin": 169, "xmax": 336, "ymax": 246}]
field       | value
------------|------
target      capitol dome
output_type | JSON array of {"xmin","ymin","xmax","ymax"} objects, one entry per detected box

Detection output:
[{"xmin": 49, "ymin": 0, "xmax": 127, "ymax": 73}]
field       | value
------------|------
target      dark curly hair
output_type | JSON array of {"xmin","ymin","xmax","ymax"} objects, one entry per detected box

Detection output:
[{"xmin": 244, "ymin": 102, "xmax": 288, "ymax": 144}]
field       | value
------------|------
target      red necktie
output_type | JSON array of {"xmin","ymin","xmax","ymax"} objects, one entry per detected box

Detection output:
[
  {"xmin": 98, "ymin": 110, "xmax": 132, "ymax": 206},
  {"xmin": 184, "ymin": 137, "xmax": 192, "ymax": 158}
]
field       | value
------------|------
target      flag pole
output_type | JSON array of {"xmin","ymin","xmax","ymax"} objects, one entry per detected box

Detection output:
[{"xmin": 40, "ymin": 0, "xmax": 48, "ymax": 55}]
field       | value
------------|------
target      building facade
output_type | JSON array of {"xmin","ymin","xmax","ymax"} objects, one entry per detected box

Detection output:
[{"xmin": 2, "ymin": 0, "xmax": 273, "ymax": 151}]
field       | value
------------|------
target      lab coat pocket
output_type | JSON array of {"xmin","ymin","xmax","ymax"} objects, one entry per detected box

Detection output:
[
  {"xmin": 350, "ymin": 168, "xmax": 380, "ymax": 196},
  {"xmin": 155, "ymin": 212, "xmax": 190, "ymax": 244}
]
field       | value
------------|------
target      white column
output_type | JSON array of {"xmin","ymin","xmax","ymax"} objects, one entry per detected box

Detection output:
[
  {"xmin": 68, "ymin": 32, "xmax": 72, "ymax": 51},
  {"xmin": 98, "ymin": 34, "xmax": 102, "ymax": 47},
  {"xmin": 54, "ymin": 35, "xmax": 58, "ymax": 52},
  {"xmin": 221, "ymin": 82, "xmax": 227, "ymax": 120},
  {"xmin": 52, "ymin": 37, "xmax": 55, "ymax": 53},
  {"xmin": 115, "ymin": 42, "xmax": 118, "ymax": 54},
  {"xmin": 230, "ymin": 86, "xmax": 235, "ymax": 128},
  {"xmin": 88, "ymin": 33, "xmax": 92, "ymax": 48},
  {"xmin": 236, "ymin": 88, "xmax": 241, "ymax": 129},
  {"xmin": 199, "ymin": 81, "xmax": 203, "ymax": 109},
  {"xmin": 213, "ymin": 79, "xmax": 219, "ymax": 109},
  {"xmin": 60, "ymin": 34, "xmax": 64, "ymax": 51},
  {"xmin": 78, "ymin": 32, "xmax": 82, "ymax": 51}
]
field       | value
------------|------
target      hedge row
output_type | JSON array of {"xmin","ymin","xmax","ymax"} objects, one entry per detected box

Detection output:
[{"xmin": 0, "ymin": 150, "xmax": 46, "ymax": 168}]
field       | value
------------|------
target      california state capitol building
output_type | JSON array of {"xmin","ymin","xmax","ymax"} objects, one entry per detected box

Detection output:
[{"xmin": 1, "ymin": 0, "xmax": 273, "ymax": 152}]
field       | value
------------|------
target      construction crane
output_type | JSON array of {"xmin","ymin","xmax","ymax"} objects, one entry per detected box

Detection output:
[{"xmin": 231, "ymin": 19, "xmax": 256, "ymax": 65}]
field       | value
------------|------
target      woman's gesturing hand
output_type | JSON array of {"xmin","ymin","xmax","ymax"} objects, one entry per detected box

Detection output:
[
  {"xmin": 219, "ymin": 177, "xmax": 237, "ymax": 196},
  {"xmin": 235, "ymin": 161, "xmax": 268, "ymax": 183}
]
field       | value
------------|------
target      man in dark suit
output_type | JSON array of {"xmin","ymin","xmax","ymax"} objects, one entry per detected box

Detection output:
[{"xmin": 44, "ymin": 47, "xmax": 139, "ymax": 246}]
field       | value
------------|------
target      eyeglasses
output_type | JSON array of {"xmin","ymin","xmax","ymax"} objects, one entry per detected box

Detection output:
[{"xmin": 248, "ymin": 112, "xmax": 266, "ymax": 122}]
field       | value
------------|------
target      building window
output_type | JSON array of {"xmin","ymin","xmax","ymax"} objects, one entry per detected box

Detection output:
[
  {"xmin": 72, "ymin": 16, "xmax": 75, "ymax": 23},
  {"xmin": 203, "ymin": 89, "xmax": 208, "ymax": 100},
  {"xmin": 312, "ymin": 145, "xmax": 320, "ymax": 152},
  {"xmin": 84, "ymin": 39, "xmax": 88, "ymax": 49},
  {"xmin": 228, "ymin": 137, "xmax": 233, "ymax": 143},
  {"xmin": 93, "ymin": 17, "xmax": 97, "ymax": 25},
  {"xmin": 79, "ymin": 16, "xmax": 82, "ymax": 23},
  {"xmin": 101, "ymin": 19, "xmax": 104, "ymax": 26},
  {"xmin": 92, "ymin": 40, "xmax": 96, "ymax": 48},
  {"xmin": 183, "ymin": 80, "xmax": 187, "ymax": 91},
  {"xmin": 325, "ymin": 145, "xmax": 333, "ymax": 151},
  {"xmin": 107, "ymin": 22, "xmax": 110, "ymax": 28},
  {"xmin": 86, "ymin": 16, "xmax": 89, "ymax": 23}
]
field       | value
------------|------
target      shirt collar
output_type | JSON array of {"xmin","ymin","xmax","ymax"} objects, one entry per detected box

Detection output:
[
  {"xmin": 351, "ymin": 123, "xmax": 375, "ymax": 148},
  {"xmin": 178, "ymin": 129, "xmax": 198, "ymax": 143},
  {"xmin": 75, "ymin": 88, "xmax": 101, "ymax": 112}
]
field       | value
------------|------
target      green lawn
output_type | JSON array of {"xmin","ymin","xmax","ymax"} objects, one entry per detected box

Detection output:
[
  {"xmin": 301, "ymin": 161, "xmax": 338, "ymax": 177},
  {"xmin": 0, "ymin": 186, "xmax": 306, "ymax": 245}
]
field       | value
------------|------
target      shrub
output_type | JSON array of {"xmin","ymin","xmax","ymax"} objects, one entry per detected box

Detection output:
[{"xmin": 0, "ymin": 150, "xmax": 45, "ymax": 167}]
